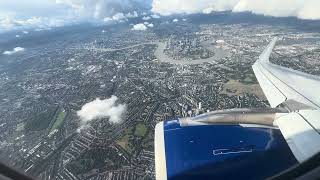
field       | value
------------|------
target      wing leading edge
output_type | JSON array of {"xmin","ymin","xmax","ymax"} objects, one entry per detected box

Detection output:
[
  {"xmin": 252, "ymin": 38, "xmax": 320, "ymax": 162},
  {"xmin": 252, "ymin": 37, "xmax": 320, "ymax": 110}
]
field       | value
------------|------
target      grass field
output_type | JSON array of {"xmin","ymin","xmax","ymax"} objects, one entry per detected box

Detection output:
[
  {"xmin": 222, "ymin": 79, "xmax": 266, "ymax": 100},
  {"xmin": 117, "ymin": 134, "xmax": 131, "ymax": 152},
  {"xmin": 116, "ymin": 123, "xmax": 148, "ymax": 153},
  {"xmin": 116, "ymin": 127, "xmax": 134, "ymax": 153},
  {"xmin": 49, "ymin": 110, "xmax": 66, "ymax": 133},
  {"xmin": 134, "ymin": 123, "xmax": 147, "ymax": 137}
]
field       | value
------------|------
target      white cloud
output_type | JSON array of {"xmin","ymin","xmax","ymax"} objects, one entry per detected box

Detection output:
[
  {"xmin": 125, "ymin": 11, "xmax": 138, "ymax": 18},
  {"xmin": 0, "ymin": 16, "xmax": 75, "ymax": 33},
  {"xmin": 103, "ymin": 12, "xmax": 131, "ymax": 23},
  {"xmin": 132, "ymin": 23, "xmax": 147, "ymax": 30},
  {"xmin": 151, "ymin": 14, "xmax": 161, "ymax": 19},
  {"xmin": 1, "ymin": 0, "xmax": 320, "ymax": 33},
  {"xmin": 147, "ymin": 23, "xmax": 154, "ymax": 27},
  {"xmin": 151, "ymin": 0, "xmax": 320, "ymax": 20},
  {"xmin": 77, "ymin": 96, "xmax": 126, "ymax": 125},
  {"xmin": 173, "ymin": 18, "xmax": 179, "ymax": 22},
  {"xmin": 0, "ymin": 0, "xmax": 151, "ymax": 32},
  {"xmin": 203, "ymin": 7, "xmax": 215, "ymax": 14},
  {"xmin": 103, "ymin": 17, "xmax": 113, "ymax": 22},
  {"xmin": 112, "ymin": 13, "xmax": 127, "ymax": 21},
  {"xmin": 0, "ymin": 0, "xmax": 76, "ymax": 32},
  {"xmin": 3, "ymin": 47, "xmax": 25, "ymax": 55},
  {"xmin": 232, "ymin": 0, "xmax": 320, "ymax": 20},
  {"xmin": 152, "ymin": 0, "xmax": 238, "ymax": 16},
  {"xmin": 103, "ymin": 11, "xmax": 140, "ymax": 23},
  {"xmin": 56, "ymin": 0, "xmax": 152, "ymax": 19},
  {"xmin": 142, "ymin": 16, "xmax": 151, "ymax": 20},
  {"xmin": 105, "ymin": 11, "xmax": 148, "ymax": 23}
]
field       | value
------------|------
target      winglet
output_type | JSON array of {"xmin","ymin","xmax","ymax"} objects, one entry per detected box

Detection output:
[{"xmin": 258, "ymin": 37, "xmax": 278, "ymax": 63}]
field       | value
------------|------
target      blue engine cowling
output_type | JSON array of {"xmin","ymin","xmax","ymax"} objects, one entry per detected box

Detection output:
[{"xmin": 155, "ymin": 120, "xmax": 298, "ymax": 180}]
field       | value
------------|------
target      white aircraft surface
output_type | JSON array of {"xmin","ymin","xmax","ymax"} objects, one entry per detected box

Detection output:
[
  {"xmin": 155, "ymin": 38, "xmax": 320, "ymax": 180},
  {"xmin": 253, "ymin": 37, "xmax": 320, "ymax": 163}
]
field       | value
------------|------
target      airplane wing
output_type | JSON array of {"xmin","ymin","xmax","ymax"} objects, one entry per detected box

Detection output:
[
  {"xmin": 252, "ymin": 38, "xmax": 320, "ymax": 163},
  {"xmin": 154, "ymin": 39, "xmax": 320, "ymax": 180}
]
